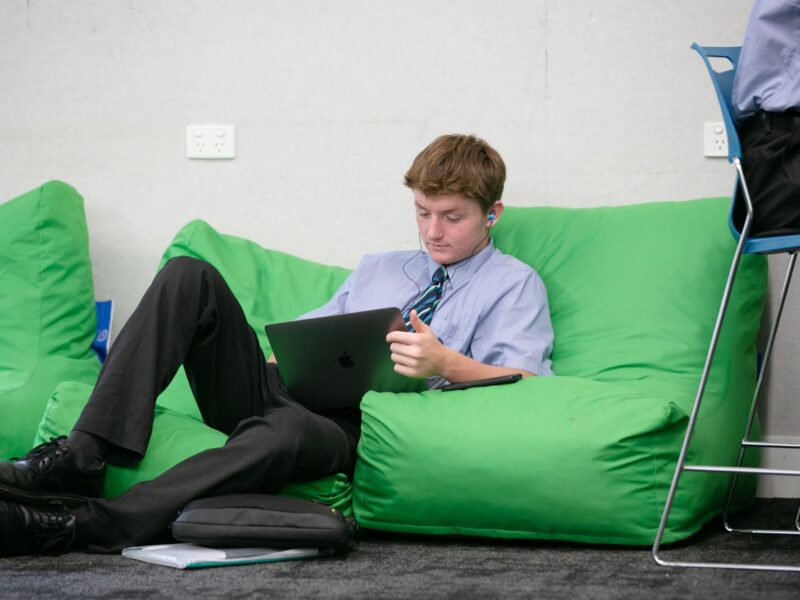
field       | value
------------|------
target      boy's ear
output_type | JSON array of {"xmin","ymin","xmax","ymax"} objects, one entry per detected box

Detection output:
[{"xmin": 487, "ymin": 201, "xmax": 505, "ymax": 225}]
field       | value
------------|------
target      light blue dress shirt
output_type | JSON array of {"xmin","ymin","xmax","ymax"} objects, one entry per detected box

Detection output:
[
  {"xmin": 298, "ymin": 240, "xmax": 555, "ymax": 384},
  {"xmin": 732, "ymin": 0, "xmax": 800, "ymax": 121}
]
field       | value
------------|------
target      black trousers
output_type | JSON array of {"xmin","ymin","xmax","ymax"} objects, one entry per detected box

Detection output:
[
  {"xmin": 734, "ymin": 110, "xmax": 800, "ymax": 237},
  {"xmin": 70, "ymin": 256, "xmax": 360, "ymax": 553}
]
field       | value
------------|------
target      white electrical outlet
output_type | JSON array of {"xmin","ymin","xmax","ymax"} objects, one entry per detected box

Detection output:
[
  {"xmin": 186, "ymin": 125, "xmax": 236, "ymax": 159},
  {"xmin": 704, "ymin": 122, "xmax": 728, "ymax": 158}
]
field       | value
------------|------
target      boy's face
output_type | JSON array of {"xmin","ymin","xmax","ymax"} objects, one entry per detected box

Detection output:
[{"xmin": 413, "ymin": 190, "xmax": 503, "ymax": 266}]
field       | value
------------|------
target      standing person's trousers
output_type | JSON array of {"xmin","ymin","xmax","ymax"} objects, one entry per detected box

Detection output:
[
  {"xmin": 735, "ymin": 110, "xmax": 800, "ymax": 237},
  {"xmin": 69, "ymin": 256, "xmax": 359, "ymax": 553}
]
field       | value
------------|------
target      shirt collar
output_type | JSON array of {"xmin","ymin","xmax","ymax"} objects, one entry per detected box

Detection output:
[{"xmin": 425, "ymin": 239, "xmax": 497, "ymax": 290}]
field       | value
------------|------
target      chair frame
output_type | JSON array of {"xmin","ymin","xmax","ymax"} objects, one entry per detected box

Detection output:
[{"xmin": 651, "ymin": 44, "xmax": 800, "ymax": 572}]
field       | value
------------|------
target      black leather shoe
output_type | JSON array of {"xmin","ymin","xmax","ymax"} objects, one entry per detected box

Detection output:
[
  {"xmin": 0, "ymin": 437, "xmax": 106, "ymax": 498},
  {"xmin": 0, "ymin": 498, "xmax": 76, "ymax": 556}
]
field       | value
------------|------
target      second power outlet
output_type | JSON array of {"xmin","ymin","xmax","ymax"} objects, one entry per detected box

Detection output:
[
  {"xmin": 704, "ymin": 122, "xmax": 728, "ymax": 158},
  {"xmin": 187, "ymin": 125, "xmax": 236, "ymax": 159}
]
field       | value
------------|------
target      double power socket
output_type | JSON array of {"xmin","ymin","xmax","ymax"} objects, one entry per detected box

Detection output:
[
  {"xmin": 704, "ymin": 122, "xmax": 728, "ymax": 158},
  {"xmin": 186, "ymin": 125, "xmax": 236, "ymax": 159}
]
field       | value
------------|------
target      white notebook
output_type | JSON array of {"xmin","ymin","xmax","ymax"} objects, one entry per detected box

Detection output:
[{"xmin": 122, "ymin": 543, "xmax": 324, "ymax": 569}]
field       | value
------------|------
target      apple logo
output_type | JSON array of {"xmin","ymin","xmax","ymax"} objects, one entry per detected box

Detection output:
[{"xmin": 338, "ymin": 352, "xmax": 355, "ymax": 368}]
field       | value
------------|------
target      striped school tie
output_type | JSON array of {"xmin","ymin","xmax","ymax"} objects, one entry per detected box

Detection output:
[{"xmin": 403, "ymin": 266, "xmax": 448, "ymax": 331}]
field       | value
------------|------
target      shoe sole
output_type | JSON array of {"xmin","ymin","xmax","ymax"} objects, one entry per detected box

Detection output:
[{"xmin": 0, "ymin": 483, "xmax": 87, "ymax": 509}]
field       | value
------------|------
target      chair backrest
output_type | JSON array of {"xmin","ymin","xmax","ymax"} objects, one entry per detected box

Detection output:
[
  {"xmin": 692, "ymin": 42, "xmax": 800, "ymax": 253},
  {"xmin": 690, "ymin": 43, "xmax": 741, "ymax": 163}
]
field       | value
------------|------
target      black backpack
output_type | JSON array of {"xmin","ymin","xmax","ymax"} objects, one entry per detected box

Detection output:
[{"xmin": 171, "ymin": 494, "xmax": 358, "ymax": 554}]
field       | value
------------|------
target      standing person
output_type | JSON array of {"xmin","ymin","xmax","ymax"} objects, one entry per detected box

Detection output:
[
  {"xmin": 0, "ymin": 134, "xmax": 553, "ymax": 556},
  {"xmin": 732, "ymin": 0, "xmax": 800, "ymax": 236}
]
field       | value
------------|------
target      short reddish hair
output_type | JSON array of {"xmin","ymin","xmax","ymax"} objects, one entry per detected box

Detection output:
[{"xmin": 404, "ymin": 134, "xmax": 506, "ymax": 213}]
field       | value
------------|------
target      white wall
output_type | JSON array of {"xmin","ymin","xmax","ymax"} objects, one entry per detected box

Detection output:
[{"xmin": 3, "ymin": 1, "xmax": 798, "ymax": 496}]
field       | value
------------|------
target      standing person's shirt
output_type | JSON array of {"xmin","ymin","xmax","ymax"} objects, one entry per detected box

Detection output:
[
  {"xmin": 298, "ymin": 241, "xmax": 554, "ymax": 386},
  {"xmin": 732, "ymin": 0, "xmax": 800, "ymax": 122}
]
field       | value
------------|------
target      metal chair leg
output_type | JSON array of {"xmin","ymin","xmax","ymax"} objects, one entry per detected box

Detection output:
[
  {"xmin": 653, "ymin": 161, "xmax": 800, "ymax": 571},
  {"xmin": 652, "ymin": 210, "xmax": 751, "ymax": 568},
  {"xmin": 722, "ymin": 252, "xmax": 799, "ymax": 534}
]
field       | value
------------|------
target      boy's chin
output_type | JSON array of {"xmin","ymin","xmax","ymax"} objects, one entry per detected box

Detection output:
[{"xmin": 427, "ymin": 248, "xmax": 466, "ymax": 266}]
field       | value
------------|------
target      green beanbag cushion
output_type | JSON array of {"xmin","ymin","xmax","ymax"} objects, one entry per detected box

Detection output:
[
  {"xmin": 154, "ymin": 219, "xmax": 351, "ymax": 419},
  {"xmin": 23, "ymin": 196, "xmax": 764, "ymax": 546},
  {"xmin": 30, "ymin": 218, "xmax": 354, "ymax": 510},
  {"xmin": 353, "ymin": 197, "xmax": 766, "ymax": 545},
  {"xmin": 355, "ymin": 377, "xmax": 685, "ymax": 543},
  {"xmin": 150, "ymin": 219, "xmax": 353, "ymax": 511},
  {"xmin": 35, "ymin": 381, "xmax": 352, "ymax": 514},
  {"xmin": 0, "ymin": 181, "xmax": 101, "ymax": 459}
]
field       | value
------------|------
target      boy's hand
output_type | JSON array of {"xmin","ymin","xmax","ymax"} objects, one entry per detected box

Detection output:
[{"xmin": 385, "ymin": 310, "xmax": 449, "ymax": 379}]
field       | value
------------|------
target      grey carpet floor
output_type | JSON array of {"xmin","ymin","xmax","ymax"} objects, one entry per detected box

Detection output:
[{"xmin": 2, "ymin": 499, "xmax": 799, "ymax": 599}]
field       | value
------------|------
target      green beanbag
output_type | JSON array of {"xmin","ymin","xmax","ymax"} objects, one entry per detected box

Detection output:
[
  {"xmin": 154, "ymin": 219, "xmax": 351, "ymax": 419},
  {"xmin": 34, "ymin": 381, "xmax": 352, "ymax": 514},
  {"xmin": 355, "ymin": 377, "xmax": 685, "ymax": 543},
  {"xmin": 26, "ymin": 218, "xmax": 352, "ymax": 513},
  {"xmin": 21, "ymin": 195, "xmax": 764, "ymax": 546},
  {"xmin": 151, "ymin": 219, "xmax": 354, "ymax": 510},
  {"xmin": 354, "ymin": 197, "xmax": 766, "ymax": 545},
  {"xmin": 0, "ymin": 181, "xmax": 100, "ymax": 459}
]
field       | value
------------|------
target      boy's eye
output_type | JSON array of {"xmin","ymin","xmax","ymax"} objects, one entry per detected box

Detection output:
[{"xmin": 446, "ymin": 215, "xmax": 462, "ymax": 223}]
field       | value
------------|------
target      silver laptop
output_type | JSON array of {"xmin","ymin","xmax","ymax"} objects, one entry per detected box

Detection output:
[{"xmin": 264, "ymin": 307, "xmax": 426, "ymax": 410}]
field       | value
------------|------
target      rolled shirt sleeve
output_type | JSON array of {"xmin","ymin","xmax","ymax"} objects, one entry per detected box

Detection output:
[{"xmin": 469, "ymin": 269, "xmax": 554, "ymax": 376}]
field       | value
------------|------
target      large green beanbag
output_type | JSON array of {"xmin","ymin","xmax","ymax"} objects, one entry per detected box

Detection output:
[
  {"xmin": 154, "ymin": 219, "xmax": 351, "ymax": 419},
  {"xmin": 0, "ymin": 182, "xmax": 100, "ymax": 459},
  {"xmin": 353, "ymin": 198, "xmax": 766, "ymax": 545},
  {"xmin": 355, "ymin": 377, "xmax": 685, "ymax": 543},
  {"xmin": 34, "ymin": 381, "xmax": 353, "ymax": 514},
  {"xmin": 23, "ymin": 194, "xmax": 765, "ymax": 546},
  {"xmin": 33, "ymin": 218, "xmax": 355, "ymax": 511}
]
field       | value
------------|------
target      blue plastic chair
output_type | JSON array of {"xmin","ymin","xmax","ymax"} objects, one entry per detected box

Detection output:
[{"xmin": 652, "ymin": 43, "xmax": 800, "ymax": 572}]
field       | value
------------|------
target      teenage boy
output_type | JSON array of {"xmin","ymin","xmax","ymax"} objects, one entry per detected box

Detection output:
[{"xmin": 0, "ymin": 134, "xmax": 553, "ymax": 556}]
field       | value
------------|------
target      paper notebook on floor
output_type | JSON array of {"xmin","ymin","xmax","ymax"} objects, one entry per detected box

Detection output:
[{"xmin": 122, "ymin": 543, "xmax": 324, "ymax": 569}]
